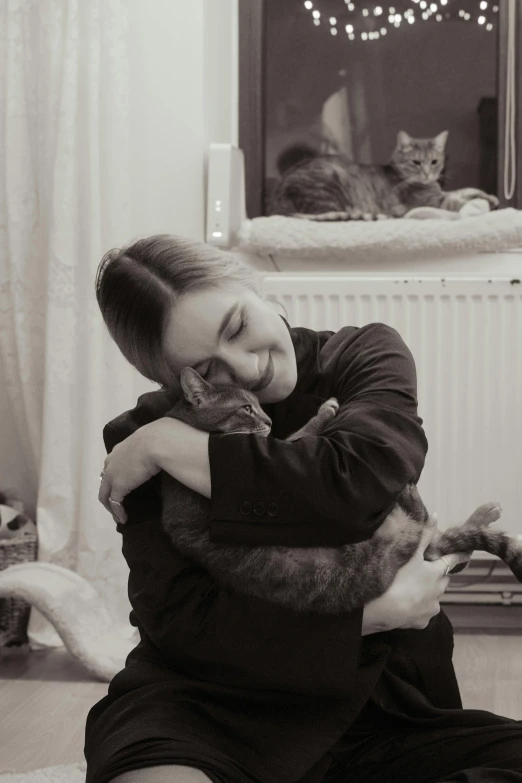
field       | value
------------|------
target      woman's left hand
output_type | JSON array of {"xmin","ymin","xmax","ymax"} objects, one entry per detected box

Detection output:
[{"xmin": 98, "ymin": 421, "xmax": 165, "ymax": 524}]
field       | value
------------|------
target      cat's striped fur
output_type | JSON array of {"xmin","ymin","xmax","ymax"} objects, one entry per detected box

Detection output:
[{"xmin": 268, "ymin": 131, "xmax": 499, "ymax": 221}]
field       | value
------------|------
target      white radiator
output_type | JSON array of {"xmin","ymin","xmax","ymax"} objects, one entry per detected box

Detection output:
[{"xmin": 260, "ymin": 275, "xmax": 522, "ymax": 604}]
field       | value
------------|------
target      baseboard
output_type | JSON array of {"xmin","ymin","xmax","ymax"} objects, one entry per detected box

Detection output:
[{"xmin": 443, "ymin": 603, "xmax": 522, "ymax": 635}]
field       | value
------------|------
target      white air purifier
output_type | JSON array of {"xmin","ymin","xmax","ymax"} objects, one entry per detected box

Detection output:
[{"xmin": 206, "ymin": 143, "xmax": 247, "ymax": 248}]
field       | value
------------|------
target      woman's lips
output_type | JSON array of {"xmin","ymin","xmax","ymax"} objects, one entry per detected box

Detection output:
[{"xmin": 252, "ymin": 353, "xmax": 274, "ymax": 392}]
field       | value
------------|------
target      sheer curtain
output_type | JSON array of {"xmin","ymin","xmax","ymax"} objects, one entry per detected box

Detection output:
[{"xmin": 0, "ymin": 0, "xmax": 155, "ymax": 647}]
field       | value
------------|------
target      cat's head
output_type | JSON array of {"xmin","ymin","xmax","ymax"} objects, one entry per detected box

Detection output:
[
  {"xmin": 171, "ymin": 367, "xmax": 272, "ymax": 436},
  {"xmin": 391, "ymin": 130, "xmax": 448, "ymax": 184}
]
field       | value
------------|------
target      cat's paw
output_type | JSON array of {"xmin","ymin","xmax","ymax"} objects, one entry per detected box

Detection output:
[
  {"xmin": 319, "ymin": 398, "xmax": 339, "ymax": 419},
  {"xmin": 460, "ymin": 189, "xmax": 499, "ymax": 210},
  {"xmin": 485, "ymin": 193, "xmax": 499, "ymax": 210},
  {"xmin": 465, "ymin": 501, "xmax": 502, "ymax": 528}
]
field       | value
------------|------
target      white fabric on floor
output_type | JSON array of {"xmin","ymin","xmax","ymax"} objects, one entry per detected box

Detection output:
[{"xmin": 0, "ymin": 762, "xmax": 86, "ymax": 783}]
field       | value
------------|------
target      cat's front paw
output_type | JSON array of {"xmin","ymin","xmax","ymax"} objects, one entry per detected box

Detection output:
[
  {"xmin": 461, "ymin": 189, "xmax": 499, "ymax": 210},
  {"xmin": 390, "ymin": 205, "xmax": 408, "ymax": 218},
  {"xmin": 319, "ymin": 398, "xmax": 339, "ymax": 419},
  {"xmin": 485, "ymin": 193, "xmax": 499, "ymax": 210}
]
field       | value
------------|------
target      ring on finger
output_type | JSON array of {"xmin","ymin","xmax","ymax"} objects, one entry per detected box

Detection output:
[
  {"xmin": 109, "ymin": 497, "xmax": 123, "ymax": 507},
  {"xmin": 440, "ymin": 556, "xmax": 451, "ymax": 577}
]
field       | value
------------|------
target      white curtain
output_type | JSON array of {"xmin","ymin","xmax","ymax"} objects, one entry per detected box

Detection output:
[{"xmin": 0, "ymin": 0, "xmax": 154, "ymax": 647}]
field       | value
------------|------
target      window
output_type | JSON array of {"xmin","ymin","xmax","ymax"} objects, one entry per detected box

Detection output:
[{"xmin": 239, "ymin": 0, "xmax": 521, "ymax": 218}]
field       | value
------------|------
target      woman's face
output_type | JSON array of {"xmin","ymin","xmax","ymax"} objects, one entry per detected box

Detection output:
[{"xmin": 163, "ymin": 283, "xmax": 298, "ymax": 403}]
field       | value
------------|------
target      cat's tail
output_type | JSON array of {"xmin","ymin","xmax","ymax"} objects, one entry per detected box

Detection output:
[{"xmin": 276, "ymin": 143, "xmax": 319, "ymax": 175}]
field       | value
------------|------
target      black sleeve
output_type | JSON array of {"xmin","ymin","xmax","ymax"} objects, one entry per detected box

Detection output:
[{"xmin": 208, "ymin": 324, "xmax": 428, "ymax": 547}]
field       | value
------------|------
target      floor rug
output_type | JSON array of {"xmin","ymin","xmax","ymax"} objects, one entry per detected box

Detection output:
[{"xmin": 0, "ymin": 761, "xmax": 86, "ymax": 782}]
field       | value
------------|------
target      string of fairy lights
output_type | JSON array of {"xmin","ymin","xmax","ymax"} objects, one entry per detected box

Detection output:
[{"xmin": 303, "ymin": 0, "xmax": 498, "ymax": 41}]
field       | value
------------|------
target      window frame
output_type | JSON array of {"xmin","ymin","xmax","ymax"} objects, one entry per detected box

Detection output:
[{"xmin": 239, "ymin": 0, "xmax": 521, "ymax": 217}]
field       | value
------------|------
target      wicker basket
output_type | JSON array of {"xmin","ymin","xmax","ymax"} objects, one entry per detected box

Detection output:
[{"xmin": 0, "ymin": 533, "xmax": 38, "ymax": 650}]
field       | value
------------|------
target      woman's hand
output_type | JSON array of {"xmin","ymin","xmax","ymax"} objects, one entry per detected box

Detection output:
[
  {"xmin": 98, "ymin": 418, "xmax": 176, "ymax": 523},
  {"xmin": 361, "ymin": 516, "xmax": 470, "ymax": 635},
  {"xmin": 99, "ymin": 417, "xmax": 210, "ymax": 523}
]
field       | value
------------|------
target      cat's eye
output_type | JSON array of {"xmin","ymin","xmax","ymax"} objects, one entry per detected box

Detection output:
[
  {"xmin": 413, "ymin": 160, "xmax": 421, "ymax": 165},
  {"xmin": 431, "ymin": 160, "xmax": 439, "ymax": 165},
  {"xmin": 243, "ymin": 404, "xmax": 254, "ymax": 414}
]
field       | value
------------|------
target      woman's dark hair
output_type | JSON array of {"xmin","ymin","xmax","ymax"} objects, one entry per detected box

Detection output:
[{"xmin": 95, "ymin": 234, "xmax": 259, "ymax": 387}]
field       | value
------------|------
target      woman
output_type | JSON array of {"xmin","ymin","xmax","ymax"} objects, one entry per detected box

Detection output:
[{"xmin": 85, "ymin": 235, "xmax": 522, "ymax": 783}]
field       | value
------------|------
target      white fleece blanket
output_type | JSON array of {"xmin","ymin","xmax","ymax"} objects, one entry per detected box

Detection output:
[{"xmin": 237, "ymin": 207, "xmax": 522, "ymax": 262}]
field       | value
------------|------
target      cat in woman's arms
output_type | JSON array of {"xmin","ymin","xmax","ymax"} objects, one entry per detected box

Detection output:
[{"xmin": 159, "ymin": 368, "xmax": 517, "ymax": 615}]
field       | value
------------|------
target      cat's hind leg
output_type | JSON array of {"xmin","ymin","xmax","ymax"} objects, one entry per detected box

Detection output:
[
  {"xmin": 424, "ymin": 501, "xmax": 502, "ymax": 570},
  {"xmin": 427, "ymin": 501, "xmax": 522, "ymax": 579},
  {"xmin": 438, "ymin": 527, "xmax": 522, "ymax": 583}
]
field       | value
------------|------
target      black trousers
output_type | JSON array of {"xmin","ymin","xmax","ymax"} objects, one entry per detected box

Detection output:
[{"xmin": 323, "ymin": 700, "xmax": 522, "ymax": 783}]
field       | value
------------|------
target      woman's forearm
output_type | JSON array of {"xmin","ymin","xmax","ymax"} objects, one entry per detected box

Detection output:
[{"xmin": 150, "ymin": 417, "xmax": 211, "ymax": 498}]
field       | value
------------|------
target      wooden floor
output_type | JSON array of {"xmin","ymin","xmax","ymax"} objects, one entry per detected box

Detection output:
[{"xmin": 1, "ymin": 627, "xmax": 521, "ymax": 774}]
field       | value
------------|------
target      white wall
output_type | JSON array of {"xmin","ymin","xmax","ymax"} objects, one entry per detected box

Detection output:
[
  {"xmin": 0, "ymin": 0, "xmax": 238, "ymax": 510},
  {"xmin": 127, "ymin": 0, "xmax": 238, "ymax": 240}
]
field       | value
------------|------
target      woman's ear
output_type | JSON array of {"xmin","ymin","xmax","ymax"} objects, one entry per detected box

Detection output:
[{"xmin": 180, "ymin": 367, "xmax": 214, "ymax": 406}]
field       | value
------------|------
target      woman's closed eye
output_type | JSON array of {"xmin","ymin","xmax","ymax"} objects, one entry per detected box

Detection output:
[
  {"xmin": 230, "ymin": 312, "xmax": 248, "ymax": 340},
  {"xmin": 199, "ymin": 313, "xmax": 249, "ymax": 379}
]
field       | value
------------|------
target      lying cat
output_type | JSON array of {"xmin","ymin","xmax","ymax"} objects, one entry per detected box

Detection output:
[
  {"xmin": 268, "ymin": 131, "xmax": 499, "ymax": 222},
  {"xmin": 160, "ymin": 368, "xmax": 519, "ymax": 615}
]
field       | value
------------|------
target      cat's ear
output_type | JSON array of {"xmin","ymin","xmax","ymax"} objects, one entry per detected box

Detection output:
[
  {"xmin": 180, "ymin": 367, "xmax": 214, "ymax": 407},
  {"xmin": 397, "ymin": 130, "xmax": 412, "ymax": 149},
  {"xmin": 434, "ymin": 130, "xmax": 449, "ymax": 149}
]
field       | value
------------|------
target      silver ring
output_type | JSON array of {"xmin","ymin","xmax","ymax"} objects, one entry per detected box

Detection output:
[
  {"xmin": 109, "ymin": 497, "xmax": 123, "ymax": 507},
  {"xmin": 440, "ymin": 556, "xmax": 451, "ymax": 577}
]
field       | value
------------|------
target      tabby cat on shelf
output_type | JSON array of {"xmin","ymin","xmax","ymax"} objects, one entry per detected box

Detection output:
[
  {"xmin": 159, "ymin": 367, "xmax": 519, "ymax": 615},
  {"xmin": 268, "ymin": 131, "xmax": 499, "ymax": 221}
]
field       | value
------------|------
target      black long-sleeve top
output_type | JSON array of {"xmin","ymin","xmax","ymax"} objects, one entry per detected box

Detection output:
[{"xmin": 90, "ymin": 321, "xmax": 461, "ymax": 783}]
